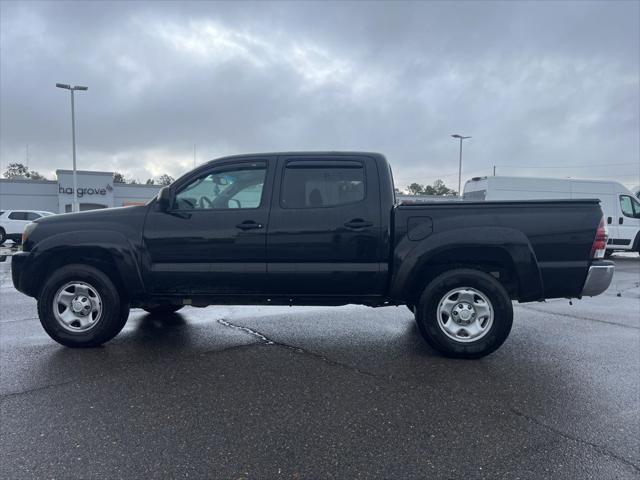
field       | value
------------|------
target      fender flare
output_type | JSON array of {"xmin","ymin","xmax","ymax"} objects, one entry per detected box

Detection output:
[
  {"xmin": 25, "ymin": 230, "xmax": 145, "ymax": 297},
  {"xmin": 389, "ymin": 226, "xmax": 544, "ymax": 302}
]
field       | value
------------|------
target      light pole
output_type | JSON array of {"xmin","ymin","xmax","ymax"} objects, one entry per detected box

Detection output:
[
  {"xmin": 56, "ymin": 83, "xmax": 88, "ymax": 212},
  {"xmin": 451, "ymin": 134, "xmax": 471, "ymax": 196}
]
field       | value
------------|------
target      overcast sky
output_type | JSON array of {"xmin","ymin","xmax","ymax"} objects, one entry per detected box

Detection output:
[{"xmin": 1, "ymin": 0, "xmax": 639, "ymax": 190}]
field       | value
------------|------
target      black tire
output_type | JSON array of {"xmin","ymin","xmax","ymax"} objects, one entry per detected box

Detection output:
[
  {"xmin": 0, "ymin": 228, "xmax": 5, "ymax": 245},
  {"xmin": 415, "ymin": 268, "xmax": 513, "ymax": 359},
  {"xmin": 143, "ymin": 305, "xmax": 184, "ymax": 315},
  {"xmin": 37, "ymin": 264, "xmax": 129, "ymax": 348}
]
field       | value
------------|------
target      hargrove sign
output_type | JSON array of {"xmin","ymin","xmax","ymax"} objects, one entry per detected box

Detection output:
[{"xmin": 58, "ymin": 183, "xmax": 114, "ymax": 198}]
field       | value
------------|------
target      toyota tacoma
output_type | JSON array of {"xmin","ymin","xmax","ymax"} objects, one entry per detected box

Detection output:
[{"xmin": 11, "ymin": 152, "xmax": 614, "ymax": 358}]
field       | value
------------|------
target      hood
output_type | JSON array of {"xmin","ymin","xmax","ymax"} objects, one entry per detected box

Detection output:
[{"xmin": 34, "ymin": 205, "xmax": 148, "ymax": 225}]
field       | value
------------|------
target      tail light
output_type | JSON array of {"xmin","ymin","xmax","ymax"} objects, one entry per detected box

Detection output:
[{"xmin": 590, "ymin": 216, "xmax": 607, "ymax": 259}]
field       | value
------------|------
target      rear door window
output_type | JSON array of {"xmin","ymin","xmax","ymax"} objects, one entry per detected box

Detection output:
[
  {"xmin": 8, "ymin": 211, "xmax": 28, "ymax": 220},
  {"xmin": 26, "ymin": 212, "xmax": 41, "ymax": 220},
  {"xmin": 281, "ymin": 164, "xmax": 365, "ymax": 209}
]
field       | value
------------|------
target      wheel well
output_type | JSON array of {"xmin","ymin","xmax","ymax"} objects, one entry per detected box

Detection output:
[
  {"xmin": 34, "ymin": 248, "xmax": 127, "ymax": 299},
  {"xmin": 407, "ymin": 247, "xmax": 519, "ymax": 303}
]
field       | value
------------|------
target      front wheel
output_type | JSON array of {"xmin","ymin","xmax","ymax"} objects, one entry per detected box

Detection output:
[
  {"xmin": 37, "ymin": 264, "xmax": 129, "ymax": 348},
  {"xmin": 415, "ymin": 269, "xmax": 513, "ymax": 359}
]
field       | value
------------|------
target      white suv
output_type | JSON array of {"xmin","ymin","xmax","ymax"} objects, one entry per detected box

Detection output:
[{"xmin": 0, "ymin": 210, "xmax": 55, "ymax": 244}]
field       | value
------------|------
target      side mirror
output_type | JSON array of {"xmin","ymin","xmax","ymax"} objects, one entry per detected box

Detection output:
[{"xmin": 156, "ymin": 186, "xmax": 171, "ymax": 212}]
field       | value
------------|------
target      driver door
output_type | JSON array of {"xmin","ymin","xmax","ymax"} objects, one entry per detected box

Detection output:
[{"xmin": 142, "ymin": 157, "xmax": 274, "ymax": 295}]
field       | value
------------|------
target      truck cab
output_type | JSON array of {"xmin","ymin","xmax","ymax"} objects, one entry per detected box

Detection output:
[{"xmin": 143, "ymin": 153, "xmax": 388, "ymax": 299}]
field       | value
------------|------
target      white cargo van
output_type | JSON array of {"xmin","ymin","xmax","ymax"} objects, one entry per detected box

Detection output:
[{"xmin": 464, "ymin": 176, "xmax": 640, "ymax": 256}]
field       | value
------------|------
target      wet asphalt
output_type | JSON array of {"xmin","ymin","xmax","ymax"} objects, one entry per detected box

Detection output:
[{"xmin": 0, "ymin": 255, "xmax": 638, "ymax": 479}]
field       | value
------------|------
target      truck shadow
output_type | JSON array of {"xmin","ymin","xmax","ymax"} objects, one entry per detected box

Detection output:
[{"xmin": 121, "ymin": 311, "xmax": 196, "ymax": 348}]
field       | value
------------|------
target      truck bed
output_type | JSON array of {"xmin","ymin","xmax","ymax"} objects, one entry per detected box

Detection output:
[{"xmin": 392, "ymin": 199, "xmax": 602, "ymax": 300}]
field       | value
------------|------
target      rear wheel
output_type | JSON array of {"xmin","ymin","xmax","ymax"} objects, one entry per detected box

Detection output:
[
  {"xmin": 415, "ymin": 269, "xmax": 513, "ymax": 359},
  {"xmin": 143, "ymin": 305, "xmax": 184, "ymax": 315},
  {"xmin": 37, "ymin": 264, "xmax": 129, "ymax": 347},
  {"xmin": 0, "ymin": 228, "xmax": 5, "ymax": 245}
]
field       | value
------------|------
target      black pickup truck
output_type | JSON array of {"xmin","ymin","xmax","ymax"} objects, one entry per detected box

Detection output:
[{"xmin": 12, "ymin": 152, "xmax": 614, "ymax": 358}]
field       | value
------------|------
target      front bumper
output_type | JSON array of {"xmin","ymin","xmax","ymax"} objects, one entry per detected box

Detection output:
[
  {"xmin": 11, "ymin": 251, "xmax": 32, "ymax": 296},
  {"xmin": 581, "ymin": 261, "xmax": 615, "ymax": 297}
]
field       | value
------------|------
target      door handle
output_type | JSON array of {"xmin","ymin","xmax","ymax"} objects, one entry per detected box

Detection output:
[
  {"xmin": 619, "ymin": 217, "xmax": 623, "ymax": 225},
  {"xmin": 344, "ymin": 219, "xmax": 373, "ymax": 230},
  {"xmin": 236, "ymin": 221, "xmax": 263, "ymax": 230},
  {"xmin": 607, "ymin": 217, "xmax": 612, "ymax": 225}
]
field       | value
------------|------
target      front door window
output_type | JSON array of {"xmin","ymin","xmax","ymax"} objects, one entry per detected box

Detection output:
[
  {"xmin": 620, "ymin": 195, "xmax": 640, "ymax": 219},
  {"xmin": 174, "ymin": 166, "xmax": 266, "ymax": 210}
]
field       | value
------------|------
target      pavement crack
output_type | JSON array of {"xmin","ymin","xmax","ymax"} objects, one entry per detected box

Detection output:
[
  {"xmin": 510, "ymin": 407, "xmax": 640, "ymax": 473},
  {"xmin": 0, "ymin": 316, "xmax": 39, "ymax": 324},
  {"xmin": 216, "ymin": 318, "xmax": 380, "ymax": 379},
  {"xmin": 216, "ymin": 319, "xmax": 275, "ymax": 344}
]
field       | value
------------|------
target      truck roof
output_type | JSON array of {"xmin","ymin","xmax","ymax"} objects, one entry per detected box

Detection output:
[{"xmin": 205, "ymin": 151, "xmax": 387, "ymax": 165}]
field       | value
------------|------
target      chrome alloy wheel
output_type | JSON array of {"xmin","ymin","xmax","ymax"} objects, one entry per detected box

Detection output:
[
  {"xmin": 436, "ymin": 287, "xmax": 494, "ymax": 343},
  {"xmin": 53, "ymin": 281, "xmax": 103, "ymax": 332}
]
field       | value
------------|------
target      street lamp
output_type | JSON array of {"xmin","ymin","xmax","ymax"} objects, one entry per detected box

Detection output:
[
  {"xmin": 451, "ymin": 134, "xmax": 471, "ymax": 197},
  {"xmin": 56, "ymin": 83, "xmax": 88, "ymax": 212}
]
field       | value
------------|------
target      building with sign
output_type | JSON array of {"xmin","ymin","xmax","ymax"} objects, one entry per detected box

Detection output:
[{"xmin": 0, "ymin": 170, "xmax": 162, "ymax": 213}]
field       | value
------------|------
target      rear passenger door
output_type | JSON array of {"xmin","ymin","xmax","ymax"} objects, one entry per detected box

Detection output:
[
  {"xmin": 266, "ymin": 155, "xmax": 385, "ymax": 296},
  {"xmin": 7, "ymin": 211, "xmax": 30, "ymax": 234}
]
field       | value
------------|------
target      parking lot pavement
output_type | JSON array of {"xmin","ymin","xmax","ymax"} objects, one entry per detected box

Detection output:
[{"xmin": 1, "ymin": 257, "xmax": 638, "ymax": 479}]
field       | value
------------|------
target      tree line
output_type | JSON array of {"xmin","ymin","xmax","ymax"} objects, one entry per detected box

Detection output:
[
  {"xmin": 403, "ymin": 179, "xmax": 457, "ymax": 196},
  {"xmin": 4, "ymin": 162, "xmax": 455, "ymax": 195},
  {"xmin": 112, "ymin": 172, "xmax": 174, "ymax": 186},
  {"xmin": 2, "ymin": 163, "xmax": 174, "ymax": 186}
]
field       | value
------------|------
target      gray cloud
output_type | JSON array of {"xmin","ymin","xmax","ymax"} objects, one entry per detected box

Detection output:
[{"xmin": 1, "ymin": 0, "xmax": 638, "ymax": 188}]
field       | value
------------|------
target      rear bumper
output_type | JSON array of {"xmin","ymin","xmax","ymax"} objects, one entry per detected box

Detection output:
[{"xmin": 581, "ymin": 261, "xmax": 614, "ymax": 297}]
